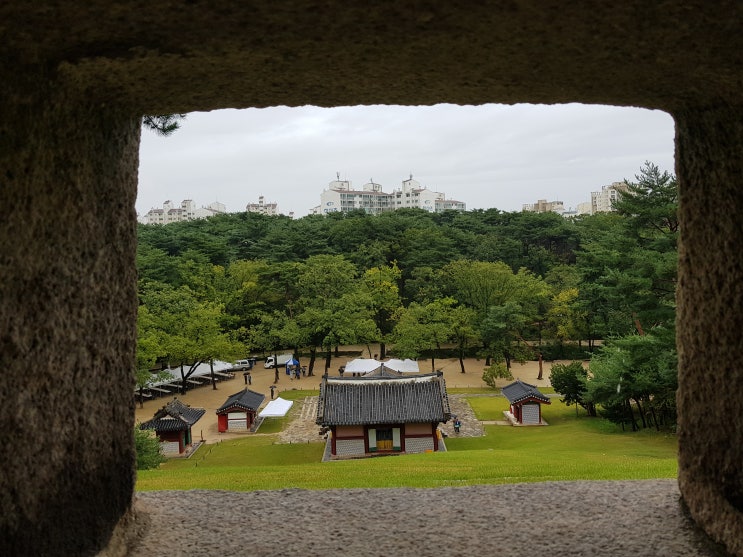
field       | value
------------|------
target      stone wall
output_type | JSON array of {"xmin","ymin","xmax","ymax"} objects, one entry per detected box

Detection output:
[
  {"xmin": 0, "ymin": 72, "xmax": 139, "ymax": 555},
  {"xmin": 0, "ymin": 2, "xmax": 742, "ymax": 555}
]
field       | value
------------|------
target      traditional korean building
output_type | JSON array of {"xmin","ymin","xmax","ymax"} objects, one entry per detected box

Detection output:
[
  {"xmin": 316, "ymin": 370, "xmax": 451, "ymax": 459},
  {"xmin": 501, "ymin": 380, "xmax": 551, "ymax": 425},
  {"xmin": 216, "ymin": 388, "xmax": 266, "ymax": 432},
  {"xmin": 139, "ymin": 399, "xmax": 206, "ymax": 455}
]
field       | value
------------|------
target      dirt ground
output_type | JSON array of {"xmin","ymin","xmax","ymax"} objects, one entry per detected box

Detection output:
[{"xmin": 134, "ymin": 348, "xmax": 566, "ymax": 444}]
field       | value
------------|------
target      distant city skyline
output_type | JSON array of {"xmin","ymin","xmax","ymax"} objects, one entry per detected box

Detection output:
[{"xmin": 137, "ymin": 104, "xmax": 675, "ymax": 218}]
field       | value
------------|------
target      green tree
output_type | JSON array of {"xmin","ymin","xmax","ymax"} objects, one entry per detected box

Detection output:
[
  {"xmin": 574, "ymin": 163, "xmax": 678, "ymax": 339},
  {"xmin": 135, "ymin": 305, "xmax": 174, "ymax": 407},
  {"xmin": 393, "ymin": 298, "xmax": 458, "ymax": 372},
  {"xmin": 134, "ymin": 427, "xmax": 166, "ymax": 470},
  {"xmin": 139, "ymin": 282, "xmax": 243, "ymax": 391},
  {"xmin": 480, "ymin": 301, "xmax": 533, "ymax": 370},
  {"xmin": 586, "ymin": 330, "xmax": 677, "ymax": 430},
  {"xmin": 450, "ymin": 305, "xmax": 479, "ymax": 373},
  {"xmin": 482, "ymin": 362, "xmax": 512, "ymax": 388},
  {"xmin": 142, "ymin": 113, "xmax": 186, "ymax": 135},
  {"xmin": 441, "ymin": 260, "xmax": 550, "ymax": 363},
  {"xmin": 294, "ymin": 255, "xmax": 377, "ymax": 374},
  {"xmin": 360, "ymin": 263, "xmax": 403, "ymax": 359},
  {"xmin": 173, "ymin": 301, "xmax": 244, "ymax": 390},
  {"xmin": 550, "ymin": 361, "xmax": 596, "ymax": 416}
]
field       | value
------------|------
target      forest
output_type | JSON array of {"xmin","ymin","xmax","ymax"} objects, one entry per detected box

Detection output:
[{"xmin": 137, "ymin": 162, "xmax": 678, "ymax": 431}]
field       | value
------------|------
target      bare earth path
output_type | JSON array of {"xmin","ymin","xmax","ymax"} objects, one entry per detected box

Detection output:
[{"xmin": 134, "ymin": 350, "xmax": 561, "ymax": 444}]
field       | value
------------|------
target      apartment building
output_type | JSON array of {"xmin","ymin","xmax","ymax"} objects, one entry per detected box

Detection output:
[
  {"xmin": 590, "ymin": 181, "xmax": 629, "ymax": 214},
  {"xmin": 522, "ymin": 199, "xmax": 565, "ymax": 214},
  {"xmin": 314, "ymin": 176, "xmax": 465, "ymax": 215},
  {"xmin": 143, "ymin": 199, "xmax": 226, "ymax": 224},
  {"xmin": 246, "ymin": 195, "xmax": 278, "ymax": 215}
]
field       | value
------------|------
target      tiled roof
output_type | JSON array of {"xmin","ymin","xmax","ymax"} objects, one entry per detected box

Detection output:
[
  {"xmin": 140, "ymin": 415, "xmax": 189, "ymax": 432},
  {"xmin": 501, "ymin": 380, "xmax": 551, "ymax": 404},
  {"xmin": 216, "ymin": 389, "xmax": 266, "ymax": 414},
  {"xmin": 140, "ymin": 399, "xmax": 205, "ymax": 432},
  {"xmin": 316, "ymin": 372, "xmax": 451, "ymax": 426}
]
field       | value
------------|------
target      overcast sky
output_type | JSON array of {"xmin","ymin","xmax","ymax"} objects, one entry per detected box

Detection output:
[{"xmin": 137, "ymin": 103, "xmax": 675, "ymax": 218}]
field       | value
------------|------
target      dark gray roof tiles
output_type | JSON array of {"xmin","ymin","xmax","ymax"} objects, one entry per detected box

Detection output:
[
  {"xmin": 140, "ymin": 415, "xmax": 190, "ymax": 432},
  {"xmin": 501, "ymin": 380, "xmax": 551, "ymax": 404},
  {"xmin": 216, "ymin": 389, "xmax": 266, "ymax": 414},
  {"xmin": 316, "ymin": 373, "xmax": 451, "ymax": 426},
  {"xmin": 140, "ymin": 399, "xmax": 206, "ymax": 432}
]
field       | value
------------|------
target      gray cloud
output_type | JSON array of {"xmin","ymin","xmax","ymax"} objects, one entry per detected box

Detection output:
[{"xmin": 137, "ymin": 104, "xmax": 675, "ymax": 217}]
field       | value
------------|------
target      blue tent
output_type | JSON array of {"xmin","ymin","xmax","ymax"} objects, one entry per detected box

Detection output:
[{"xmin": 285, "ymin": 358, "xmax": 300, "ymax": 374}]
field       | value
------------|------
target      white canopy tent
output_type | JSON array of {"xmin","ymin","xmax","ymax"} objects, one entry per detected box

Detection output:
[
  {"xmin": 344, "ymin": 358, "xmax": 382, "ymax": 374},
  {"xmin": 258, "ymin": 397, "xmax": 294, "ymax": 418},
  {"xmin": 149, "ymin": 360, "xmax": 234, "ymax": 387},
  {"xmin": 383, "ymin": 358, "xmax": 420, "ymax": 373}
]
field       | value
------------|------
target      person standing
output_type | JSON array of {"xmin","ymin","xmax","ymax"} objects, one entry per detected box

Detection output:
[{"xmin": 269, "ymin": 385, "xmax": 276, "ymax": 400}]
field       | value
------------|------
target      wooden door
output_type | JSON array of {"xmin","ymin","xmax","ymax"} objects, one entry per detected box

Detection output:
[{"xmin": 376, "ymin": 428, "xmax": 393, "ymax": 451}]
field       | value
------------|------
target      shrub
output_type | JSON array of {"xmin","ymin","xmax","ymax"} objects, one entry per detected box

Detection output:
[
  {"xmin": 482, "ymin": 362, "xmax": 512, "ymax": 389},
  {"xmin": 135, "ymin": 427, "xmax": 165, "ymax": 470}
]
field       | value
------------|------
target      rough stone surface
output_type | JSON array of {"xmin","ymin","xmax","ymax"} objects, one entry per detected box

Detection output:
[
  {"xmin": 0, "ymin": 76, "xmax": 140, "ymax": 556},
  {"xmin": 0, "ymin": 2, "xmax": 742, "ymax": 555},
  {"xmin": 131, "ymin": 481, "xmax": 727, "ymax": 557},
  {"xmin": 676, "ymin": 107, "xmax": 743, "ymax": 556}
]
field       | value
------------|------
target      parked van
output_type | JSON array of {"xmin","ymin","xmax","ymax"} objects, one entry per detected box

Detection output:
[{"xmin": 235, "ymin": 359, "xmax": 255, "ymax": 370}]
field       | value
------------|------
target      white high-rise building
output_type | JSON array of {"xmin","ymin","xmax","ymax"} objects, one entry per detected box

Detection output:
[
  {"xmin": 246, "ymin": 196, "xmax": 278, "ymax": 215},
  {"xmin": 590, "ymin": 181, "xmax": 629, "ymax": 214},
  {"xmin": 315, "ymin": 175, "xmax": 465, "ymax": 215},
  {"xmin": 143, "ymin": 199, "xmax": 226, "ymax": 224},
  {"xmin": 316, "ymin": 178, "xmax": 393, "ymax": 215}
]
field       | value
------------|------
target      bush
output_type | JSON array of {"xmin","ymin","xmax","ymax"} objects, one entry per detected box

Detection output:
[
  {"xmin": 135, "ymin": 427, "xmax": 165, "ymax": 470},
  {"xmin": 482, "ymin": 362, "xmax": 512, "ymax": 389}
]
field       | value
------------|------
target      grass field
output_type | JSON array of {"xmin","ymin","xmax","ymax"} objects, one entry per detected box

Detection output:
[{"xmin": 136, "ymin": 393, "xmax": 677, "ymax": 492}]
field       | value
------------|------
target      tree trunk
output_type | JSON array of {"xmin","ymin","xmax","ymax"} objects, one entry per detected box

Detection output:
[
  {"xmin": 537, "ymin": 353, "xmax": 543, "ymax": 380},
  {"xmin": 649, "ymin": 403, "xmax": 660, "ymax": 431},
  {"xmin": 634, "ymin": 398, "xmax": 647, "ymax": 429},
  {"xmin": 179, "ymin": 363, "xmax": 186, "ymax": 395},
  {"xmin": 308, "ymin": 347, "xmax": 317, "ymax": 376},
  {"xmin": 209, "ymin": 359, "xmax": 217, "ymax": 390},
  {"xmin": 379, "ymin": 342, "xmax": 386, "ymax": 360},
  {"xmin": 626, "ymin": 399, "xmax": 638, "ymax": 432},
  {"xmin": 325, "ymin": 346, "xmax": 332, "ymax": 374},
  {"xmin": 459, "ymin": 348, "xmax": 466, "ymax": 373}
]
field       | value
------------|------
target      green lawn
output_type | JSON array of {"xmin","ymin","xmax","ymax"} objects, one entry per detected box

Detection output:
[{"xmin": 136, "ymin": 394, "xmax": 677, "ymax": 492}]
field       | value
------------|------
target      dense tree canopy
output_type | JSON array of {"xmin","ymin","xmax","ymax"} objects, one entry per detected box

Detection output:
[{"xmin": 136, "ymin": 162, "xmax": 679, "ymax": 427}]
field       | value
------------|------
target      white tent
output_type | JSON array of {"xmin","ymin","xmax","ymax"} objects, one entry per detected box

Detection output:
[
  {"xmin": 258, "ymin": 397, "xmax": 294, "ymax": 418},
  {"xmin": 383, "ymin": 358, "xmax": 420, "ymax": 373},
  {"xmin": 344, "ymin": 358, "xmax": 382, "ymax": 374}
]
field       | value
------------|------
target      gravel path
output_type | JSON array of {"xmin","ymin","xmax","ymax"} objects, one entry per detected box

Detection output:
[{"xmin": 131, "ymin": 480, "xmax": 725, "ymax": 556}]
